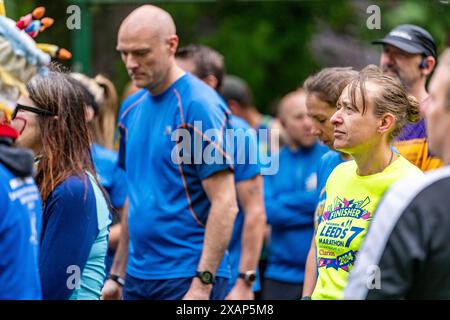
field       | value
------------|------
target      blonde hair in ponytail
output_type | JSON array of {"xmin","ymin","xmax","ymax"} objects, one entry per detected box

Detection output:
[
  {"xmin": 71, "ymin": 73, "xmax": 118, "ymax": 150},
  {"xmin": 406, "ymin": 95, "xmax": 420, "ymax": 123},
  {"xmin": 93, "ymin": 75, "xmax": 118, "ymax": 150}
]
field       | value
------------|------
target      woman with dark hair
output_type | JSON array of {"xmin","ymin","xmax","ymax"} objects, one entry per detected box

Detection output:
[
  {"xmin": 11, "ymin": 67, "xmax": 111, "ymax": 300},
  {"xmin": 69, "ymin": 72, "xmax": 127, "ymax": 276},
  {"xmin": 310, "ymin": 65, "xmax": 423, "ymax": 299}
]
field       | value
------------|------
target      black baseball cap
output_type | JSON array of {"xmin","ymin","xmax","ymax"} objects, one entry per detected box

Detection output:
[{"xmin": 372, "ymin": 24, "xmax": 437, "ymax": 59}]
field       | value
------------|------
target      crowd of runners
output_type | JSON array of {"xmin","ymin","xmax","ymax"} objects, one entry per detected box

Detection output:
[{"xmin": 1, "ymin": 4, "xmax": 450, "ymax": 300}]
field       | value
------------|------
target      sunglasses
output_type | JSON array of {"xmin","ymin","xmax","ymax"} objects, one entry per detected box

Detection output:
[{"xmin": 12, "ymin": 103, "xmax": 56, "ymax": 120}]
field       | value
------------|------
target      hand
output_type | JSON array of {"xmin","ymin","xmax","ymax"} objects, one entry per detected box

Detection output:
[
  {"xmin": 182, "ymin": 277, "xmax": 212, "ymax": 300},
  {"xmin": 225, "ymin": 279, "xmax": 254, "ymax": 300},
  {"xmin": 101, "ymin": 279, "xmax": 123, "ymax": 300}
]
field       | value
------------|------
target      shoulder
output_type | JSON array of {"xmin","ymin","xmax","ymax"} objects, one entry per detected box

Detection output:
[
  {"xmin": 0, "ymin": 162, "xmax": 12, "ymax": 184},
  {"xmin": 332, "ymin": 159, "xmax": 355, "ymax": 174},
  {"xmin": 229, "ymin": 115, "xmax": 251, "ymax": 131},
  {"xmin": 43, "ymin": 175, "xmax": 98, "ymax": 225},
  {"xmin": 320, "ymin": 150, "xmax": 342, "ymax": 164},
  {"xmin": 178, "ymin": 75, "xmax": 229, "ymax": 120},
  {"xmin": 387, "ymin": 166, "xmax": 450, "ymax": 204},
  {"xmin": 91, "ymin": 144, "xmax": 118, "ymax": 164},
  {"xmin": 121, "ymin": 88, "xmax": 148, "ymax": 109},
  {"xmin": 277, "ymin": 146, "xmax": 291, "ymax": 158},
  {"xmin": 324, "ymin": 160, "xmax": 355, "ymax": 186},
  {"xmin": 318, "ymin": 150, "xmax": 343, "ymax": 178},
  {"xmin": 188, "ymin": 95, "xmax": 229, "ymax": 119},
  {"xmin": 312, "ymin": 143, "xmax": 330, "ymax": 157},
  {"xmin": 360, "ymin": 168, "xmax": 450, "ymax": 259},
  {"xmin": 395, "ymin": 156, "xmax": 424, "ymax": 178},
  {"xmin": 118, "ymin": 89, "xmax": 149, "ymax": 122},
  {"xmin": 49, "ymin": 174, "xmax": 93, "ymax": 203}
]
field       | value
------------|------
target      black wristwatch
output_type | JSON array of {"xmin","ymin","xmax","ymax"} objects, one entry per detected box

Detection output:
[
  {"xmin": 238, "ymin": 271, "xmax": 256, "ymax": 286},
  {"xmin": 108, "ymin": 274, "xmax": 126, "ymax": 287},
  {"xmin": 196, "ymin": 271, "xmax": 215, "ymax": 285}
]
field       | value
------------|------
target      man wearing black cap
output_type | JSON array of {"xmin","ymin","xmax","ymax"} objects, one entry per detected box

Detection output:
[{"xmin": 373, "ymin": 24, "xmax": 443, "ymax": 171}]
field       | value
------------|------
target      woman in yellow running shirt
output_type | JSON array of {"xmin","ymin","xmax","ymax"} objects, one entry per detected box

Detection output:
[{"xmin": 311, "ymin": 65, "xmax": 423, "ymax": 300}]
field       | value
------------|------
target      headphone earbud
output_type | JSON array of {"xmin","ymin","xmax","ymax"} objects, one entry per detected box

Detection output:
[{"xmin": 419, "ymin": 59, "xmax": 428, "ymax": 69}]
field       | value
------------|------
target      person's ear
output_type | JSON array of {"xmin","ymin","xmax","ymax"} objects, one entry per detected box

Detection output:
[
  {"xmin": 202, "ymin": 75, "xmax": 219, "ymax": 90},
  {"xmin": 378, "ymin": 113, "xmax": 395, "ymax": 135},
  {"xmin": 420, "ymin": 56, "xmax": 436, "ymax": 76},
  {"xmin": 278, "ymin": 116, "xmax": 287, "ymax": 129},
  {"xmin": 85, "ymin": 106, "xmax": 95, "ymax": 122},
  {"xmin": 167, "ymin": 35, "xmax": 179, "ymax": 55},
  {"xmin": 226, "ymin": 100, "xmax": 241, "ymax": 115}
]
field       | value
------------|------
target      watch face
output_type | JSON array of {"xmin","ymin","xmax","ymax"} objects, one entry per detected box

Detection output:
[
  {"xmin": 202, "ymin": 272, "xmax": 212, "ymax": 282},
  {"xmin": 197, "ymin": 271, "xmax": 214, "ymax": 284},
  {"xmin": 240, "ymin": 271, "xmax": 256, "ymax": 283},
  {"xmin": 247, "ymin": 273, "xmax": 256, "ymax": 282}
]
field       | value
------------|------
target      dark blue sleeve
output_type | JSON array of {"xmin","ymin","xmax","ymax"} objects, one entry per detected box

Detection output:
[{"xmin": 39, "ymin": 176, "xmax": 99, "ymax": 300}]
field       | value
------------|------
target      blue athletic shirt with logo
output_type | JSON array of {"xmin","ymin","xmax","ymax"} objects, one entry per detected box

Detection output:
[
  {"xmin": 118, "ymin": 73, "xmax": 233, "ymax": 280},
  {"xmin": 0, "ymin": 163, "xmax": 42, "ymax": 300},
  {"xmin": 226, "ymin": 115, "xmax": 261, "ymax": 292}
]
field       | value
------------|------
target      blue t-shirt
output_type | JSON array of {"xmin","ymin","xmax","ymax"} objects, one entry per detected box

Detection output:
[
  {"xmin": 264, "ymin": 143, "xmax": 328, "ymax": 284},
  {"xmin": 91, "ymin": 143, "xmax": 127, "ymax": 210},
  {"xmin": 118, "ymin": 73, "xmax": 233, "ymax": 280},
  {"xmin": 315, "ymin": 150, "xmax": 346, "ymax": 228},
  {"xmin": 39, "ymin": 173, "xmax": 111, "ymax": 300},
  {"xmin": 226, "ymin": 115, "xmax": 261, "ymax": 292},
  {"xmin": 0, "ymin": 163, "xmax": 42, "ymax": 300}
]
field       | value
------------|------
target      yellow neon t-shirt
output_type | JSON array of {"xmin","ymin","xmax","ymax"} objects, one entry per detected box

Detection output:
[{"xmin": 312, "ymin": 155, "xmax": 423, "ymax": 300}]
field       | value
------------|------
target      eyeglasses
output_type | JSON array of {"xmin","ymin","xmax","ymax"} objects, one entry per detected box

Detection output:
[
  {"xmin": 12, "ymin": 103, "xmax": 56, "ymax": 120},
  {"xmin": 11, "ymin": 103, "xmax": 56, "ymax": 135}
]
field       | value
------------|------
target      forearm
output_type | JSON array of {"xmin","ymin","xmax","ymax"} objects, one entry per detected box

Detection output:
[
  {"xmin": 108, "ymin": 204, "xmax": 126, "ymax": 250},
  {"xmin": 239, "ymin": 207, "xmax": 266, "ymax": 272},
  {"xmin": 236, "ymin": 176, "xmax": 266, "ymax": 272},
  {"xmin": 108, "ymin": 224, "xmax": 122, "ymax": 251},
  {"xmin": 302, "ymin": 235, "xmax": 317, "ymax": 297},
  {"xmin": 198, "ymin": 200, "xmax": 238, "ymax": 273},
  {"xmin": 185, "ymin": 170, "xmax": 237, "ymax": 300},
  {"xmin": 109, "ymin": 201, "xmax": 129, "ymax": 278}
]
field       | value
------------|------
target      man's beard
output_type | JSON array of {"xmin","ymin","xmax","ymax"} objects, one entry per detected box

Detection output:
[
  {"xmin": 381, "ymin": 64, "xmax": 400, "ymax": 78},
  {"xmin": 381, "ymin": 64, "xmax": 410, "ymax": 90}
]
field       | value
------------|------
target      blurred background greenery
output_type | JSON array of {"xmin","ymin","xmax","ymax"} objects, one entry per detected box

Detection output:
[{"xmin": 4, "ymin": 0, "xmax": 450, "ymax": 113}]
